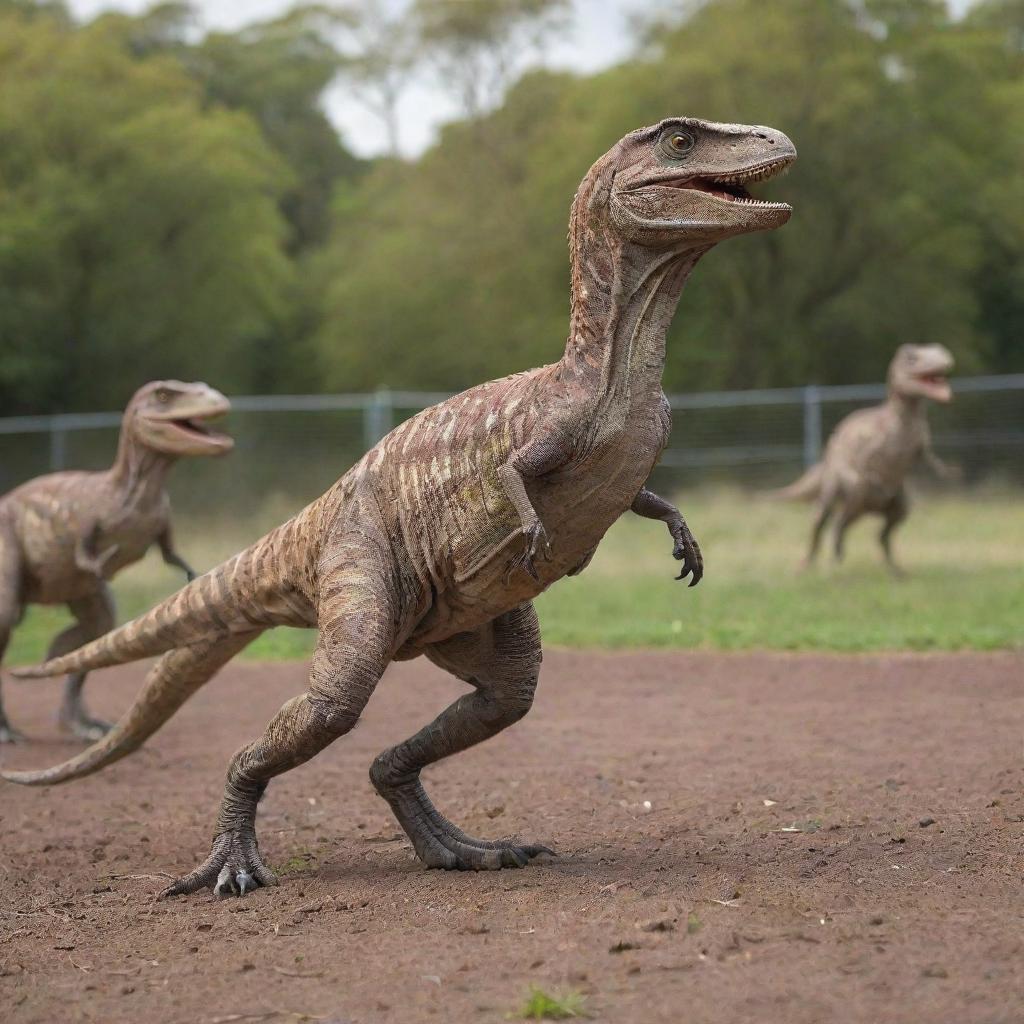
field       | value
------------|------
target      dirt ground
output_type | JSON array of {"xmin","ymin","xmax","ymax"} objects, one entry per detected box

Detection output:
[{"xmin": 1, "ymin": 650, "xmax": 1022, "ymax": 1024}]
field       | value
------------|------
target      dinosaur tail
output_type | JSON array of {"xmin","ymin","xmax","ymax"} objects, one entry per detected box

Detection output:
[
  {"xmin": 771, "ymin": 462, "xmax": 824, "ymax": 502},
  {"xmin": 11, "ymin": 533, "xmax": 285, "ymax": 681},
  {"xmin": 2, "ymin": 632, "xmax": 252, "ymax": 786}
]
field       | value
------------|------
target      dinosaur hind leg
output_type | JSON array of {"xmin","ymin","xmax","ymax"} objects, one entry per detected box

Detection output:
[
  {"xmin": 370, "ymin": 602, "xmax": 552, "ymax": 871},
  {"xmin": 0, "ymin": 527, "xmax": 26, "ymax": 744},
  {"xmin": 833, "ymin": 502, "xmax": 862, "ymax": 563},
  {"xmin": 54, "ymin": 585, "xmax": 116, "ymax": 741},
  {"xmin": 879, "ymin": 489, "xmax": 910, "ymax": 578},
  {"xmin": 164, "ymin": 544, "xmax": 404, "ymax": 899},
  {"xmin": 802, "ymin": 488, "xmax": 836, "ymax": 570}
]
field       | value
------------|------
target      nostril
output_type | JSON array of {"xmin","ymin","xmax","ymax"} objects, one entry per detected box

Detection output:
[{"xmin": 768, "ymin": 138, "xmax": 776, "ymax": 144}]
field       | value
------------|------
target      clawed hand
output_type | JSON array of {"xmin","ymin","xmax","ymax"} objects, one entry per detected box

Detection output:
[
  {"xmin": 671, "ymin": 520, "xmax": 703, "ymax": 587},
  {"xmin": 506, "ymin": 520, "xmax": 553, "ymax": 583}
]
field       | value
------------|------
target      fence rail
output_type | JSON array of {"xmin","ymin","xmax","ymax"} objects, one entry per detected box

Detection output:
[{"xmin": 1, "ymin": 375, "xmax": 1022, "ymax": 506}]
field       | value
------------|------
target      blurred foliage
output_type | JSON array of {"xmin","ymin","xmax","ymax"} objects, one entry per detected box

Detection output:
[
  {"xmin": 315, "ymin": 0, "xmax": 1024, "ymax": 392},
  {"xmin": 0, "ymin": 0, "xmax": 1021, "ymax": 414}
]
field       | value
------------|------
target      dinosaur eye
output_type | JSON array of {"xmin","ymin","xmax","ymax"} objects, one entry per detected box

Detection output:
[
  {"xmin": 662, "ymin": 129, "xmax": 695, "ymax": 157},
  {"xmin": 156, "ymin": 388, "xmax": 171, "ymax": 403}
]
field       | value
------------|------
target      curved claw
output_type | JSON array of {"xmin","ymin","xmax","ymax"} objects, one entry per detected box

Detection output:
[
  {"xmin": 161, "ymin": 831, "xmax": 277, "ymax": 899},
  {"xmin": 506, "ymin": 521, "xmax": 553, "ymax": 583},
  {"xmin": 671, "ymin": 528, "xmax": 704, "ymax": 588}
]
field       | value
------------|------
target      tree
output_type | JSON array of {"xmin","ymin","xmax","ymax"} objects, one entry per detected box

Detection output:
[
  {"xmin": 412, "ymin": 0, "xmax": 571, "ymax": 119},
  {"xmin": 312, "ymin": 0, "xmax": 1023, "ymax": 392},
  {"xmin": 0, "ymin": 8, "xmax": 295, "ymax": 411}
]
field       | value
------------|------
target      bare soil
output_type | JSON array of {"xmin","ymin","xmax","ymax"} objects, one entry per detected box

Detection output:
[{"xmin": 1, "ymin": 650, "xmax": 1022, "ymax": 1024}]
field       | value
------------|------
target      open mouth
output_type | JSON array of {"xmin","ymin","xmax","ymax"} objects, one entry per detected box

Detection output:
[
  {"xmin": 667, "ymin": 157, "xmax": 794, "ymax": 209},
  {"xmin": 913, "ymin": 370, "xmax": 953, "ymax": 401},
  {"xmin": 168, "ymin": 415, "xmax": 232, "ymax": 445}
]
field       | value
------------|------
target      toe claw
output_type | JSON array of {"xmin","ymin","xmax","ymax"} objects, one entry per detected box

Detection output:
[
  {"xmin": 236, "ymin": 870, "xmax": 254, "ymax": 896},
  {"xmin": 214, "ymin": 865, "xmax": 234, "ymax": 898}
]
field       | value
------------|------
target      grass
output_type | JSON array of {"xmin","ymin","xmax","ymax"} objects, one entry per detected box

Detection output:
[
  {"xmin": 6, "ymin": 488, "xmax": 1022, "ymax": 664},
  {"xmin": 517, "ymin": 987, "xmax": 587, "ymax": 1020}
]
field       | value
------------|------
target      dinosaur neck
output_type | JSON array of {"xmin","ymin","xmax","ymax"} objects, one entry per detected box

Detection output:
[
  {"xmin": 560, "ymin": 168, "xmax": 705, "ymax": 407},
  {"xmin": 109, "ymin": 427, "xmax": 175, "ymax": 504},
  {"xmin": 887, "ymin": 390, "xmax": 926, "ymax": 421}
]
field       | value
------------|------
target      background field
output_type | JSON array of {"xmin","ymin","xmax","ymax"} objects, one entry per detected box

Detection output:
[{"xmin": 8, "ymin": 487, "xmax": 1022, "ymax": 666}]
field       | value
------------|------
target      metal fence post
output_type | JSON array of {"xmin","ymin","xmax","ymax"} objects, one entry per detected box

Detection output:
[
  {"xmin": 802, "ymin": 384, "xmax": 822, "ymax": 468},
  {"xmin": 49, "ymin": 418, "xmax": 67, "ymax": 471},
  {"xmin": 363, "ymin": 389, "xmax": 393, "ymax": 451}
]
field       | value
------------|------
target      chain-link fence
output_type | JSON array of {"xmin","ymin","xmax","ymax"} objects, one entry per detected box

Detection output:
[{"xmin": 1, "ymin": 375, "xmax": 1021, "ymax": 517}]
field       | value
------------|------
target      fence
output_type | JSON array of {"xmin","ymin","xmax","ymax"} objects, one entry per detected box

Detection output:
[{"xmin": 1, "ymin": 374, "xmax": 1022, "ymax": 515}]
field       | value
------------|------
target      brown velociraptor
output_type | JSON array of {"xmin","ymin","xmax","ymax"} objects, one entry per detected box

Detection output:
[
  {"xmin": 779, "ymin": 344, "xmax": 955, "ymax": 574},
  {"xmin": 0, "ymin": 381, "xmax": 232, "ymax": 742},
  {"xmin": 4, "ymin": 118, "xmax": 796, "ymax": 899}
]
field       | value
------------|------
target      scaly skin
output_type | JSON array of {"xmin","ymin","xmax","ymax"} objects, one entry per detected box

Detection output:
[
  {"xmin": 779, "ymin": 344, "xmax": 955, "ymax": 575},
  {"xmin": 3, "ymin": 118, "xmax": 796, "ymax": 899},
  {"xmin": 0, "ymin": 381, "xmax": 232, "ymax": 741}
]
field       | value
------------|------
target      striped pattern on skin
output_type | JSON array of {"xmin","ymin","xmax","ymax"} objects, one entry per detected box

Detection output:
[{"xmin": 4, "ymin": 118, "xmax": 796, "ymax": 898}]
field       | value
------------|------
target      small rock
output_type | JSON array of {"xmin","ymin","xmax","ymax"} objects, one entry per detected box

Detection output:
[
  {"xmin": 609, "ymin": 940, "xmax": 638, "ymax": 953},
  {"xmin": 919, "ymin": 817, "xmax": 936, "ymax": 828},
  {"xmin": 922, "ymin": 965, "xmax": 948, "ymax": 979}
]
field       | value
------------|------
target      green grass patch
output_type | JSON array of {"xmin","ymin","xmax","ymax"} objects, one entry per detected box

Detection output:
[
  {"xmin": 517, "ymin": 987, "xmax": 587, "ymax": 1020},
  {"xmin": 6, "ymin": 489, "xmax": 1021, "ymax": 663}
]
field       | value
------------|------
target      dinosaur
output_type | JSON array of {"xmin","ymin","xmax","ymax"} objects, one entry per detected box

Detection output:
[
  {"xmin": 0, "ymin": 381, "xmax": 232, "ymax": 742},
  {"xmin": 3, "ymin": 117, "xmax": 796, "ymax": 899},
  {"xmin": 778, "ymin": 343, "xmax": 955, "ymax": 574}
]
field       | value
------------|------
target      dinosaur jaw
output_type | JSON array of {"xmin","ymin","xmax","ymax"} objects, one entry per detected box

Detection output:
[
  {"xmin": 138, "ymin": 392, "xmax": 235, "ymax": 456},
  {"xmin": 613, "ymin": 152, "xmax": 795, "ymax": 243},
  {"xmin": 665, "ymin": 156, "xmax": 795, "ymax": 214},
  {"xmin": 163, "ymin": 413, "xmax": 235, "ymax": 452},
  {"xmin": 912, "ymin": 371, "xmax": 953, "ymax": 403}
]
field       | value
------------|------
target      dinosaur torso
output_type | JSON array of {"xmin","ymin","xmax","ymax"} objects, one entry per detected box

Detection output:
[
  {"xmin": 355, "ymin": 368, "xmax": 670, "ymax": 648},
  {"xmin": 1, "ymin": 470, "xmax": 171, "ymax": 604},
  {"xmin": 822, "ymin": 401, "xmax": 930, "ymax": 511}
]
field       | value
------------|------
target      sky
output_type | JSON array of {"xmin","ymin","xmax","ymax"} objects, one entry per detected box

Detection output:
[{"xmin": 65, "ymin": 0, "xmax": 977, "ymax": 158}]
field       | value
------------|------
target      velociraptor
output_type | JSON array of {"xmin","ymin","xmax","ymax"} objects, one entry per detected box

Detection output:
[
  {"xmin": 4, "ymin": 118, "xmax": 796, "ymax": 899},
  {"xmin": 779, "ymin": 344, "xmax": 955, "ymax": 574},
  {"xmin": 0, "ymin": 381, "xmax": 232, "ymax": 742}
]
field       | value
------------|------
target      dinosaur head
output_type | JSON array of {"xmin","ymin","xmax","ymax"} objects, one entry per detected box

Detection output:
[
  {"xmin": 125, "ymin": 380, "xmax": 234, "ymax": 457},
  {"xmin": 605, "ymin": 117, "xmax": 796, "ymax": 248},
  {"xmin": 888, "ymin": 344, "xmax": 955, "ymax": 403}
]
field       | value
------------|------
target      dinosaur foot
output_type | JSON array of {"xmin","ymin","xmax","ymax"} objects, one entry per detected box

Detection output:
[
  {"xmin": 417, "ymin": 830, "xmax": 554, "ymax": 871},
  {"xmin": 378, "ymin": 778, "xmax": 554, "ymax": 870},
  {"xmin": 161, "ymin": 829, "xmax": 277, "ymax": 899},
  {"xmin": 0, "ymin": 720, "xmax": 27, "ymax": 744},
  {"xmin": 59, "ymin": 713, "xmax": 112, "ymax": 742}
]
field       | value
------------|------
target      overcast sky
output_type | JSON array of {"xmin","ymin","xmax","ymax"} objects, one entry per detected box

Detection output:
[{"xmin": 65, "ymin": 0, "xmax": 977, "ymax": 158}]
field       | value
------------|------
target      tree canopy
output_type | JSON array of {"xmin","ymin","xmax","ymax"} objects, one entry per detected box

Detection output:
[{"xmin": 0, "ymin": 0, "xmax": 1020, "ymax": 413}]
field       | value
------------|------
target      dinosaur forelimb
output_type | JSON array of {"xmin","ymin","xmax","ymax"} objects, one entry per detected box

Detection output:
[
  {"xmin": 74, "ymin": 526, "xmax": 120, "ymax": 580},
  {"xmin": 158, "ymin": 527, "xmax": 197, "ymax": 582},
  {"xmin": 630, "ymin": 488, "xmax": 704, "ymax": 586}
]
